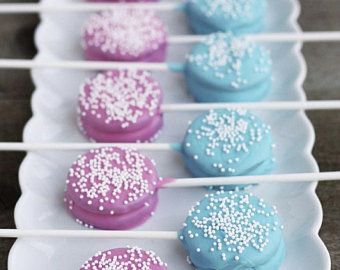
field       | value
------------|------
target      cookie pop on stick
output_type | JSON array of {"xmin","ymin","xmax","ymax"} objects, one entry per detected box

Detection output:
[
  {"xmin": 0, "ymin": 32, "xmax": 338, "ymax": 67},
  {"xmin": 0, "ymin": 190, "xmax": 288, "ymax": 269}
]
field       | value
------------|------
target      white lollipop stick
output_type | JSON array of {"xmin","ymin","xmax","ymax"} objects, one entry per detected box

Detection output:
[
  {"xmin": 0, "ymin": 2, "xmax": 182, "ymax": 13},
  {"xmin": 0, "ymin": 142, "xmax": 179, "ymax": 151},
  {"xmin": 0, "ymin": 229, "xmax": 178, "ymax": 240},
  {"xmin": 246, "ymin": 31, "xmax": 340, "ymax": 43},
  {"xmin": 161, "ymin": 100, "xmax": 340, "ymax": 111},
  {"xmin": 168, "ymin": 32, "xmax": 340, "ymax": 44},
  {"xmin": 0, "ymin": 100, "xmax": 340, "ymax": 117},
  {"xmin": 0, "ymin": 26, "xmax": 339, "ymax": 72},
  {"xmin": 164, "ymin": 171, "xmax": 340, "ymax": 188},
  {"xmin": 0, "ymin": 59, "xmax": 169, "ymax": 71}
]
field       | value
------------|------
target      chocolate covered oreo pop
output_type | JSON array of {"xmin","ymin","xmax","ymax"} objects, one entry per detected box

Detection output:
[
  {"xmin": 82, "ymin": 9, "xmax": 167, "ymax": 62},
  {"xmin": 184, "ymin": 33, "xmax": 272, "ymax": 103},
  {"xmin": 78, "ymin": 70, "xmax": 163, "ymax": 143},
  {"xmin": 64, "ymin": 147, "xmax": 163, "ymax": 230},
  {"xmin": 179, "ymin": 191, "xmax": 286, "ymax": 270},
  {"xmin": 182, "ymin": 109, "xmax": 274, "ymax": 190}
]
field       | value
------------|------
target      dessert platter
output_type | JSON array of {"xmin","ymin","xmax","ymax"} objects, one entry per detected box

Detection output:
[{"xmin": 2, "ymin": 0, "xmax": 332, "ymax": 269}]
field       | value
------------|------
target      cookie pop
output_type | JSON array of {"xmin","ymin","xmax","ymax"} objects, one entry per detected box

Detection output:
[
  {"xmin": 184, "ymin": 33, "xmax": 272, "ymax": 103},
  {"xmin": 78, "ymin": 70, "xmax": 163, "ymax": 143},
  {"xmin": 64, "ymin": 147, "xmax": 165, "ymax": 230},
  {"xmin": 181, "ymin": 109, "xmax": 274, "ymax": 190},
  {"xmin": 82, "ymin": 9, "xmax": 167, "ymax": 62},
  {"xmin": 179, "ymin": 190, "xmax": 285, "ymax": 270}
]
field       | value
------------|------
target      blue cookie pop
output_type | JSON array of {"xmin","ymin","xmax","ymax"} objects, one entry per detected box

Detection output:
[
  {"xmin": 184, "ymin": 33, "xmax": 272, "ymax": 103},
  {"xmin": 179, "ymin": 190, "xmax": 286, "ymax": 270},
  {"xmin": 181, "ymin": 109, "xmax": 275, "ymax": 190},
  {"xmin": 185, "ymin": 0, "xmax": 267, "ymax": 34}
]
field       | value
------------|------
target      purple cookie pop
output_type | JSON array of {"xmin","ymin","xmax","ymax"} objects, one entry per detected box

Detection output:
[
  {"xmin": 65, "ymin": 147, "xmax": 166, "ymax": 230},
  {"xmin": 82, "ymin": 9, "xmax": 167, "ymax": 62},
  {"xmin": 78, "ymin": 70, "xmax": 163, "ymax": 143},
  {"xmin": 80, "ymin": 246, "xmax": 168, "ymax": 270}
]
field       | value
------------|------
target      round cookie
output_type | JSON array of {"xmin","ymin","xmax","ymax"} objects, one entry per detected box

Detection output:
[
  {"xmin": 184, "ymin": 33, "xmax": 272, "ymax": 103},
  {"xmin": 186, "ymin": 0, "xmax": 267, "ymax": 34},
  {"xmin": 82, "ymin": 9, "xmax": 167, "ymax": 62},
  {"xmin": 80, "ymin": 246, "xmax": 167, "ymax": 270},
  {"xmin": 181, "ymin": 109, "xmax": 274, "ymax": 190},
  {"xmin": 64, "ymin": 147, "xmax": 163, "ymax": 230},
  {"xmin": 78, "ymin": 70, "xmax": 163, "ymax": 143},
  {"xmin": 179, "ymin": 191, "xmax": 286, "ymax": 270}
]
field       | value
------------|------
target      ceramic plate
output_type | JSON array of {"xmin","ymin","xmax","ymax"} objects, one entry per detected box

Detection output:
[{"xmin": 8, "ymin": 0, "xmax": 331, "ymax": 269}]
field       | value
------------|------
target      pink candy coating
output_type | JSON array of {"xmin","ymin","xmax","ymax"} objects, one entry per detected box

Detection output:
[
  {"xmin": 82, "ymin": 9, "xmax": 167, "ymax": 62},
  {"xmin": 80, "ymin": 247, "xmax": 168, "ymax": 270},
  {"xmin": 78, "ymin": 70, "xmax": 163, "ymax": 143},
  {"xmin": 65, "ymin": 147, "xmax": 162, "ymax": 230}
]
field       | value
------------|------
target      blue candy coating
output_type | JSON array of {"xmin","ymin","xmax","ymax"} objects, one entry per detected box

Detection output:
[
  {"xmin": 179, "ymin": 191, "xmax": 286, "ymax": 270},
  {"xmin": 181, "ymin": 109, "xmax": 274, "ymax": 190},
  {"xmin": 185, "ymin": 0, "xmax": 267, "ymax": 35},
  {"xmin": 184, "ymin": 33, "xmax": 272, "ymax": 103}
]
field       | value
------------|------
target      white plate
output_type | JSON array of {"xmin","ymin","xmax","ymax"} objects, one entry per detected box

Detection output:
[{"xmin": 8, "ymin": 0, "xmax": 331, "ymax": 269}]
